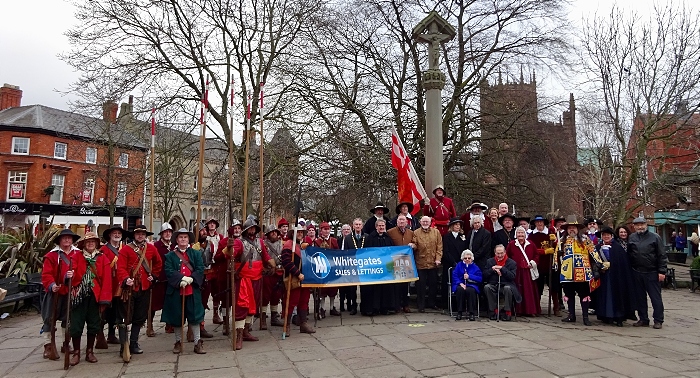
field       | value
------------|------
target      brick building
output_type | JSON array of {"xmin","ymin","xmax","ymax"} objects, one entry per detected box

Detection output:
[
  {"xmin": 478, "ymin": 71, "xmax": 581, "ymax": 217},
  {"xmin": 0, "ymin": 84, "xmax": 147, "ymax": 236}
]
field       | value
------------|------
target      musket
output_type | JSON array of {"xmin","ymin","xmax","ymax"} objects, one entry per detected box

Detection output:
[
  {"xmin": 63, "ymin": 256, "xmax": 73, "ymax": 370},
  {"xmin": 49, "ymin": 286, "xmax": 59, "ymax": 360},
  {"xmin": 282, "ymin": 184, "xmax": 302, "ymax": 340}
]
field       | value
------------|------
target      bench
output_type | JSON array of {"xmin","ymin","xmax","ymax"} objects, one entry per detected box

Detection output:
[
  {"xmin": 0, "ymin": 274, "xmax": 42, "ymax": 313},
  {"xmin": 663, "ymin": 268, "xmax": 677, "ymax": 290}
]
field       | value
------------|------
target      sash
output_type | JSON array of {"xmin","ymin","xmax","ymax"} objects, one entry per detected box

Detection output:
[{"xmin": 173, "ymin": 249, "xmax": 194, "ymax": 273}]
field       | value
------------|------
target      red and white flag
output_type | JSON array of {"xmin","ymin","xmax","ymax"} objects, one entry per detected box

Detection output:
[{"xmin": 391, "ymin": 127, "xmax": 428, "ymax": 215}]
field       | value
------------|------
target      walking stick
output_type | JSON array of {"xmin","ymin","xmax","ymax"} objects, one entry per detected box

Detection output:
[
  {"xmin": 230, "ymin": 262, "xmax": 235, "ymax": 350},
  {"xmin": 147, "ymin": 286, "xmax": 154, "ymax": 336},
  {"xmin": 258, "ymin": 276, "xmax": 264, "ymax": 330},
  {"xmin": 180, "ymin": 288, "xmax": 185, "ymax": 354},
  {"xmin": 282, "ymin": 184, "xmax": 302, "ymax": 340},
  {"xmin": 63, "ymin": 258, "xmax": 73, "ymax": 370},
  {"xmin": 496, "ymin": 274, "xmax": 501, "ymax": 323}
]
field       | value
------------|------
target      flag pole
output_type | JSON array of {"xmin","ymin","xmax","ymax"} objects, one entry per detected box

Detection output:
[
  {"xmin": 258, "ymin": 82, "xmax": 264, "ymax": 234},
  {"xmin": 242, "ymin": 91, "xmax": 251, "ymax": 220},
  {"xmin": 228, "ymin": 75, "xmax": 235, "ymax": 225},
  {"xmin": 196, "ymin": 76, "xmax": 209, "ymax": 234},
  {"xmin": 149, "ymin": 107, "xmax": 156, "ymax": 238}
]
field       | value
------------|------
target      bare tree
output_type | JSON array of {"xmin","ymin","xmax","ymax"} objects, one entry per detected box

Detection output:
[{"xmin": 581, "ymin": 3, "xmax": 700, "ymax": 225}]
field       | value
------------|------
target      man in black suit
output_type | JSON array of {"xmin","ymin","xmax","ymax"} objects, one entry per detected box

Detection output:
[
  {"xmin": 441, "ymin": 218, "xmax": 468, "ymax": 308},
  {"xmin": 467, "ymin": 214, "xmax": 492, "ymax": 270}
]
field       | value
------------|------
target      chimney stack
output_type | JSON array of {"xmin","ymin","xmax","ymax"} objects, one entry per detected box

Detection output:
[
  {"xmin": 0, "ymin": 84, "xmax": 22, "ymax": 111},
  {"xmin": 103, "ymin": 101, "xmax": 118, "ymax": 123}
]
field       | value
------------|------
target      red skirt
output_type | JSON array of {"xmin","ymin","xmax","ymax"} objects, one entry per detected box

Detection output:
[{"xmin": 515, "ymin": 267, "xmax": 541, "ymax": 315}]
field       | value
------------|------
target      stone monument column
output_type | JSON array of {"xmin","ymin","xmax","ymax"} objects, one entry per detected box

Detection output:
[{"xmin": 412, "ymin": 12, "xmax": 455, "ymax": 194}]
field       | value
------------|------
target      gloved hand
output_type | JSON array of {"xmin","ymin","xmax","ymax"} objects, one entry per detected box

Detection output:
[
  {"xmin": 126, "ymin": 278, "xmax": 134, "ymax": 286},
  {"xmin": 602, "ymin": 262, "xmax": 611, "ymax": 270},
  {"xmin": 179, "ymin": 280, "xmax": 188, "ymax": 288},
  {"xmin": 182, "ymin": 276, "xmax": 194, "ymax": 285}
]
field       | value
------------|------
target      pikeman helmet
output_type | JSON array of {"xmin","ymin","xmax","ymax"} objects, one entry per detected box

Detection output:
[
  {"xmin": 241, "ymin": 215, "xmax": 261, "ymax": 235},
  {"xmin": 159, "ymin": 222, "xmax": 173, "ymax": 235}
]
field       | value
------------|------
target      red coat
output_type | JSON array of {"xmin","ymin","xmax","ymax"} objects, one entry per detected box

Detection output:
[
  {"xmin": 506, "ymin": 239, "xmax": 541, "ymax": 315},
  {"xmin": 213, "ymin": 236, "xmax": 233, "ymax": 281},
  {"xmin": 117, "ymin": 242, "xmax": 162, "ymax": 292},
  {"xmin": 79, "ymin": 251, "xmax": 113, "ymax": 305},
  {"xmin": 424, "ymin": 197, "xmax": 457, "ymax": 235},
  {"xmin": 313, "ymin": 237, "xmax": 339, "ymax": 249},
  {"xmin": 42, "ymin": 248, "xmax": 86, "ymax": 295},
  {"xmin": 99, "ymin": 244, "xmax": 121, "ymax": 297}
]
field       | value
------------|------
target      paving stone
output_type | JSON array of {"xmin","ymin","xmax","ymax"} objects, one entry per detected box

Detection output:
[
  {"xmin": 0, "ymin": 347, "xmax": 36, "ymax": 363},
  {"xmin": 122, "ymin": 371, "xmax": 174, "ymax": 378},
  {"xmin": 277, "ymin": 335, "xmax": 323, "ymax": 349},
  {"xmin": 124, "ymin": 361, "xmax": 174, "ymax": 374},
  {"xmin": 635, "ymin": 357, "xmax": 695, "ymax": 373},
  {"xmin": 591, "ymin": 356, "xmax": 675, "ymax": 378},
  {"xmin": 65, "ymin": 361, "xmax": 123, "ymax": 377},
  {"xmin": 420, "ymin": 364, "xmax": 468, "ymax": 377},
  {"xmin": 238, "ymin": 350, "xmax": 293, "ymax": 372},
  {"xmin": 651, "ymin": 339, "xmax": 700, "ymax": 354},
  {"xmin": 0, "ymin": 337, "xmax": 45, "ymax": 350},
  {"xmin": 295, "ymin": 358, "xmax": 354, "ymax": 378},
  {"xmin": 5, "ymin": 370, "xmax": 68, "ymax": 378},
  {"xmin": 445, "ymin": 348, "xmax": 512, "ymax": 364},
  {"xmin": 244, "ymin": 370, "xmax": 302, "ymax": 378},
  {"xmin": 371, "ymin": 333, "xmax": 424, "ymax": 352},
  {"xmin": 581, "ymin": 340, "xmax": 651, "ymax": 359},
  {"xmin": 559, "ymin": 344, "xmax": 611, "ymax": 360},
  {"xmin": 392, "ymin": 322, "xmax": 450, "ymax": 335},
  {"xmin": 395, "ymin": 348, "xmax": 454, "ymax": 370},
  {"xmin": 312, "ymin": 326, "xmax": 361, "ymax": 341},
  {"xmin": 353, "ymin": 363, "xmax": 423, "ymax": 378},
  {"xmin": 177, "ymin": 367, "xmax": 241, "ymax": 378},
  {"xmin": 566, "ymin": 372, "xmax": 628, "ymax": 378},
  {"xmin": 5, "ymin": 359, "xmax": 62, "ymax": 374},
  {"xmin": 321, "ymin": 335, "xmax": 374, "ymax": 351},
  {"xmin": 424, "ymin": 338, "xmax": 489, "ymax": 354},
  {"xmin": 332, "ymin": 345, "xmax": 399, "ymax": 369},
  {"xmin": 177, "ymin": 350, "xmax": 237, "ymax": 372},
  {"xmin": 351, "ymin": 324, "xmax": 396, "ymax": 336},
  {"xmin": 283, "ymin": 345, "xmax": 334, "ymax": 362},
  {"xmin": 463, "ymin": 357, "xmax": 540, "ymax": 376},
  {"xmin": 525, "ymin": 350, "xmax": 602, "ymax": 376},
  {"xmin": 482, "ymin": 369, "xmax": 559, "ymax": 378}
]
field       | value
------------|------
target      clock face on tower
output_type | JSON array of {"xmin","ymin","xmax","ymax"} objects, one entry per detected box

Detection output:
[{"xmin": 506, "ymin": 100, "xmax": 516, "ymax": 111}]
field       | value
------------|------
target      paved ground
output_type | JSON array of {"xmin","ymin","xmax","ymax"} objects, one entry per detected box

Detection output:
[{"xmin": 1, "ymin": 287, "xmax": 699, "ymax": 378}]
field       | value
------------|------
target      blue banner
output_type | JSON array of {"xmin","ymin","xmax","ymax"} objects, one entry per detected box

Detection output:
[{"xmin": 300, "ymin": 245, "xmax": 418, "ymax": 287}]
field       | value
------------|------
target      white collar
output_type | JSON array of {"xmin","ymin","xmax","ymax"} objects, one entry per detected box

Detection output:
[
  {"xmin": 532, "ymin": 226, "xmax": 548, "ymax": 234},
  {"xmin": 451, "ymin": 231, "xmax": 459, "ymax": 238}
]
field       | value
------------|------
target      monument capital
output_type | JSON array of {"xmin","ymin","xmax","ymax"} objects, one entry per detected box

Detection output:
[{"xmin": 412, "ymin": 11, "xmax": 456, "ymax": 70}]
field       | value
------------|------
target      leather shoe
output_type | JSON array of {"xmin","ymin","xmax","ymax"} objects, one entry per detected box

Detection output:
[
  {"xmin": 468, "ymin": 314, "xmax": 476, "ymax": 321},
  {"xmin": 455, "ymin": 312, "xmax": 462, "ymax": 321},
  {"xmin": 129, "ymin": 344, "xmax": 143, "ymax": 354},
  {"xmin": 653, "ymin": 322, "xmax": 663, "ymax": 329},
  {"xmin": 85, "ymin": 349, "xmax": 98, "ymax": 363},
  {"xmin": 402, "ymin": 306, "xmax": 411, "ymax": 313},
  {"xmin": 200, "ymin": 326, "xmax": 214, "ymax": 338},
  {"xmin": 633, "ymin": 320, "xmax": 650, "ymax": 327},
  {"xmin": 107, "ymin": 334, "xmax": 120, "ymax": 344},
  {"xmin": 330, "ymin": 307, "xmax": 340, "ymax": 316},
  {"xmin": 489, "ymin": 312, "xmax": 498, "ymax": 320},
  {"xmin": 69, "ymin": 350, "xmax": 80, "ymax": 366},
  {"xmin": 503, "ymin": 314, "xmax": 512, "ymax": 321},
  {"xmin": 562, "ymin": 314, "xmax": 576, "ymax": 323},
  {"xmin": 172, "ymin": 341, "xmax": 182, "ymax": 354}
]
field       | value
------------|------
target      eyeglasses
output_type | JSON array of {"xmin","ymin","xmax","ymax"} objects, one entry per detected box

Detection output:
[{"xmin": 463, "ymin": 257, "xmax": 472, "ymax": 260}]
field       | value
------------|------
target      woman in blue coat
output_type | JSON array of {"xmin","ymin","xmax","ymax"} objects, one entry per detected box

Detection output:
[
  {"xmin": 161, "ymin": 228, "xmax": 206, "ymax": 354},
  {"xmin": 452, "ymin": 250, "xmax": 483, "ymax": 320}
]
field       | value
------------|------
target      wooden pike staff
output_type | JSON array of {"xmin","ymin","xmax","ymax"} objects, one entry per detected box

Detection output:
[
  {"xmin": 147, "ymin": 107, "xmax": 156, "ymax": 337},
  {"xmin": 196, "ymin": 76, "xmax": 209, "ymax": 234},
  {"xmin": 282, "ymin": 184, "xmax": 302, "ymax": 340},
  {"xmin": 242, "ymin": 92, "xmax": 252, "ymax": 220},
  {"xmin": 227, "ymin": 74, "xmax": 236, "ymax": 351},
  {"xmin": 257, "ymin": 83, "xmax": 265, "ymax": 327}
]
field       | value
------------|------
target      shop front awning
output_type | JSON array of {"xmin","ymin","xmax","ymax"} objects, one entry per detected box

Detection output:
[{"xmin": 654, "ymin": 210, "xmax": 700, "ymax": 225}]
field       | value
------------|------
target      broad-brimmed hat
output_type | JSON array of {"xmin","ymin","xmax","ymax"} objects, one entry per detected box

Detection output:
[
  {"xmin": 159, "ymin": 222, "xmax": 173, "ymax": 235},
  {"xmin": 448, "ymin": 217, "xmax": 463, "ymax": 227},
  {"xmin": 553, "ymin": 216, "xmax": 566, "ymax": 223},
  {"xmin": 530, "ymin": 215, "xmax": 547, "ymax": 225},
  {"xmin": 395, "ymin": 201, "xmax": 414, "ymax": 215},
  {"xmin": 130, "ymin": 225, "xmax": 154, "ymax": 237},
  {"xmin": 205, "ymin": 218, "xmax": 220, "ymax": 229},
  {"xmin": 468, "ymin": 200, "xmax": 488, "ymax": 211},
  {"xmin": 102, "ymin": 224, "xmax": 128, "ymax": 242},
  {"xmin": 370, "ymin": 202, "xmax": 390, "ymax": 214},
  {"xmin": 277, "ymin": 218, "xmax": 289, "ymax": 228},
  {"xmin": 432, "ymin": 185, "xmax": 446, "ymax": 196},
  {"xmin": 585, "ymin": 217, "xmax": 603, "ymax": 226},
  {"xmin": 77, "ymin": 232, "xmax": 101, "ymax": 250},
  {"xmin": 53, "ymin": 228, "xmax": 80, "ymax": 245},
  {"xmin": 264, "ymin": 224, "xmax": 280, "ymax": 236},
  {"xmin": 599, "ymin": 226, "xmax": 615, "ymax": 236},
  {"xmin": 632, "ymin": 216, "xmax": 647, "ymax": 224},
  {"xmin": 516, "ymin": 216, "xmax": 531, "ymax": 225},
  {"xmin": 241, "ymin": 218, "xmax": 261, "ymax": 234},
  {"xmin": 498, "ymin": 213, "xmax": 517, "ymax": 225},
  {"xmin": 561, "ymin": 216, "xmax": 587, "ymax": 230},
  {"xmin": 173, "ymin": 228, "xmax": 194, "ymax": 244},
  {"xmin": 319, "ymin": 221, "xmax": 331, "ymax": 229}
]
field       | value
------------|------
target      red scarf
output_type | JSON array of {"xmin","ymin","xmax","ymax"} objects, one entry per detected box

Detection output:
[{"xmin": 495, "ymin": 255, "xmax": 508, "ymax": 267}]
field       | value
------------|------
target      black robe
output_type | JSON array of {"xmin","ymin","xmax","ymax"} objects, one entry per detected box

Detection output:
[
  {"xmin": 468, "ymin": 227, "xmax": 493, "ymax": 270},
  {"xmin": 492, "ymin": 228, "xmax": 515, "ymax": 252},
  {"xmin": 595, "ymin": 239, "xmax": 636, "ymax": 322},
  {"xmin": 360, "ymin": 231, "xmax": 395, "ymax": 315},
  {"xmin": 388, "ymin": 214, "xmax": 420, "ymax": 231},
  {"xmin": 363, "ymin": 216, "xmax": 391, "ymax": 236}
]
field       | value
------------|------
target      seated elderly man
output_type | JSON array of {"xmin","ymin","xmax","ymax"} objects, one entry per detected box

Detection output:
[
  {"xmin": 451, "ymin": 250, "xmax": 482, "ymax": 321},
  {"xmin": 483, "ymin": 244, "xmax": 522, "ymax": 321}
]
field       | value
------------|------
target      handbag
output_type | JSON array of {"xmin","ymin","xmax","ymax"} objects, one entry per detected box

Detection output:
[{"xmin": 516, "ymin": 241, "xmax": 539, "ymax": 281}]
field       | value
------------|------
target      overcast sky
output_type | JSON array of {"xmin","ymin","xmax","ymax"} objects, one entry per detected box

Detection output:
[{"xmin": 0, "ymin": 0, "xmax": 653, "ymax": 112}]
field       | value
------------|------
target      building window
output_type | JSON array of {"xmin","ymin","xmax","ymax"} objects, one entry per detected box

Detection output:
[
  {"xmin": 54, "ymin": 142, "xmax": 67, "ymax": 160},
  {"xmin": 82, "ymin": 178, "xmax": 95, "ymax": 204},
  {"xmin": 11, "ymin": 137, "xmax": 30, "ymax": 155},
  {"xmin": 115, "ymin": 182, "xmax": 126, "ymax": 206},
  {"xmin": 7, "ymin": 171, "xmax": 28, "ymax": 201},
  {"xmin": 50, "ymin": 174, "xmax": 65, "ymax": 204},
  {"xmin": 86, "ymin": 147, "xmax": 97, "ymax": 164},
  {"xmin": 119, "ymin": 153, "xmax": 129, "ymax": 168}
]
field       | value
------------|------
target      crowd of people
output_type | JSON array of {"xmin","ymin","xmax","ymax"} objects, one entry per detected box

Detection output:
[{"xmin": 38, "ymin": 184, "xmax": 669, "ymax": 367}]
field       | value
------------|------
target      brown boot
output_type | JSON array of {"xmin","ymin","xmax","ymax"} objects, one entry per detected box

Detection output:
[
  {"xmin": 70, "ymin": 350, "xmax": 81, "ymax": 366},
  {"xmin": 85, "ymin": 334, "xmax": 97, "ymax": 363},
  {"xmin": 107, "ymin": 328, "xmax": 120, "ymax": 344},
  {"xmin": 298, "ymin": 310, "xmax": 316, "ymax": 334},
  {"xmin": 200, "ymin": 323, "xmax": 213, "ymax": 338},
  {"xmin": 270, "ymin": 312, "xmax": 284, "ymax": 327},
  {"xmin": 172, "ymin": 341, "xmax": 182, "ymax": 354},
  {"xmin": 213, "ymin": 309, "xmax": 223, "ymax": 325},
  {"xmin": 44, "ymin": 343, "xmax": 60, "ymax": 360},
  {"xmin": 235, "ymin": 328, "xmax": 243, "ymax": 350},
  {"xmin": 187, "ymin": 326, "xmax": 194, "ymax": 342},
  {"xmin": 242, "ymin": 323, "xmax": 259, "ymax": 341},
  {"xmin": 260, "ymin": 312, "xmax": 268, "ymax": 330},
  {"xmin": 194, "ymin": 340, "xmax": 206, "ymax": 354},
  {"xmin": 95, "ymin": 329, "xmax": 109, "ymax": 349},
  {"xmin": 552, "ymin": 292, "xmax": 561, "ymax": 317},
  {"xmin": 222, "ymin": 316, "xmax": 230, "ymax": 336}
]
